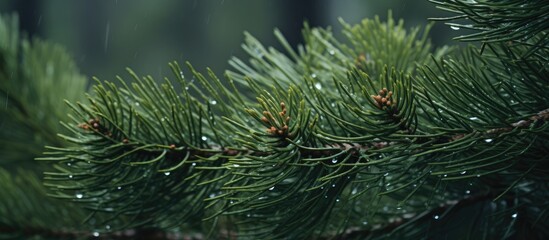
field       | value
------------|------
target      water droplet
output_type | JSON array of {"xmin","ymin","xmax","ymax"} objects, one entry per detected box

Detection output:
[
  {"xmin": 511, "ymin": 213, "xmax": 517, "ymax": 218},
  {"xmin": 135, "ymin": 102, "xmax": 140, "ymax": 106},
  {"xmin": 362, "ymin": 221, "xmax": 368, "ymax": 225},
  {"xmin": 314, "ymin": 83, "xmax": 322, "ymax": 90},
  {"xmin": 117, "ymin": 186, "xmax": 122, "ymax": 190},
  {"xmin": 93, "ymin": 232, "xmax": 100, "ymax": 237},
  {"xmin": 66, "ymin": 163, "xmax": 72, "ymax": 166},
  {"xmin": 331, "ymin": 102, "xmax": 336, "ymax": 107},
  {"xmin": 269, "ymin": 186, "xmax": 275, "ymax": 191},
  {"xmin": 209, "ymin": 193, "xmax": 216, "ymax": 198},
  {"xmin": 105, "ymin": 225, "xmax": 111, "ymax": 230},
  {"xmin": 336, "ymin": 198, "xmax": 340, "ymax": 202},
  {"xmin": 383, "ymin": 172, "xmax": 389, "ymax": 177},
  {"xmin": 329, "ymin": 50, "xmax": 335, "ymax": 55},
  {"xmin": 311, "ymin": 73, "xmax": 317, "ymax": 78},
  {"xmin": 476, "ymin": 174, "xmax": 481, "ymax": 177},
  {"xmin": 331, "ymin": 158, "xmax": 338, "ymax": 164},
  {"xmin": 210, "ymin": 100, "xmax": 217, "ymax": 105},
  {"xmin": 443, "ymin": 174, "xmax": 448, "ymax": 177},
  {"xmin": 484, "ymin": 139, "xmax": 493, "ymax": 143},
  {"xmin": 351, "ymin": 188, "xmax": 358, "ymax": 194},
  {"xmin": 75, "ymin": 193, "xmax": 83, "ymax": 199},
  {"xmin": 164, "ymin": 172, "xmax": 171, "ymax": 176},
  {"xmin": 450, "ymin": 26, "xmax": 460, "ymax": 30},
  {"xmin": 191, "ymin": 162, "xmax": 197, "ymax": 166},
  {"xmin": 179, "ymin": 71, "xmax": 185, "ymax": 79},
  {"xmin": 469, "ymin": 117, "xmax": 479, "ymax": 121},
  {"xmin": 332, "ymin": 184, "xmax": 336, "ymax": 188},
  {"xmin": 69, "ymin": 175, "xmax": 73, "ymax": 179},
  {"xmin": 465, "ymin": 190, "xmax": 471, "ymax": 194},
  {"xmin": 433, "ymin": 215, "xmax": 440, "ymax": 220},
  {"xmin": 461, "ymin": 171, "xmax": 467, "ymax": 175},
  {"xmin": 233, "ymin": 164, "xmax": 240, "ymax": 167},
  {"xmin": 104, "ymin": 22, "xmax": 110, "ymax": 52},
  {"xmin": 201, "ymin": 136, "xmax": 208, "ymax": 141}
]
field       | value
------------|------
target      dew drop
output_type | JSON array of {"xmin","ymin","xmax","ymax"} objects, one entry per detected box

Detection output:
[
  {"xmin": 383, "ymin": 172, "xmax": 389, "ymax": 177},
  {"xmin": 336, "ymin": 198, "xmax": 340, "ymax": 202},
  {"xmin": 135, "ymin": 102, "xmax": 140, "ymax": 106},
  {"xmin": 331, "ymin": 158, "xmax": 338, "ymax": 164},
  {"xmin": 351, "ymin": 188, "xmax": 358, "ymax": 194},
  {"xmin": 117, "ymin": 186, "xmax": 122, "ymax": 190},
  {"xmin": 75, "ymin": 193, "xmax": 83, "ymax": 199},
  {"xmin": 179, "ymin": 71, "xmax": 185, "ymax": 79},
  {"xmin": 314, "ymin": 83, "xmax": 322, "ymax": 90},
  {"xmin": 191, "ymin": 162, "xmax": 197, "ymax": 166},
  {"xmin": 164, "ymin": 172, "xmax": 171, "ymax": 176},
  {"xmin": 465, "ymin": 190, "xmax": 471, "ymax": 194},
  {"xmin": 433, "ymin": 215, "xmax": 440, "ymax": 220},
  {"xmin": 210, "ymin": 100, "xmax": 217, "ymax": 105},
  {"xmin": 484, "ymin": 139, "xmax": 493, "ymax": 143},
  {"xmin": 362, "ymin": 221, "xmax": 368, "ymax": 225},
  {"xmin": 331, "ymin": 102, "xmax": 336, "ymax": 107},
  {"xmin": 105, "ymin": 225, "xmax": 111, "ymax": 230},
  {"xmin": 461, "ymin": 171, "xmax": 467, "ymax": 175},
  {"xmin": 311, "ymin": 73, "xmax": 317, "ymax": 78},
  {"xmin": 201, "ymin": 136, "xmax": 208, "ymax": 141},
  {"xmin": 69, "ymin": 175, "xmax": 73, "ymax": 179},
  {"xmin": 269, "ymin": 186, "xmax": 275, "ymax": 191},
  {"xmin": 511, "ymin": 213, "xmax": 517, "ymax": 218},
  {"xmin": 329, "ymin": 50, "xmax": 335, "ymax": 55},
  {"xmin": 332, "ymin": 184, "xmax": 336, "ymax": 188},
  {"xmin": 233, "ymin": 164, "xmax": 240, "ymax": 167},
  {"xmin": 450, "ymin": 26, "xmax": 460, "ymax": 30},
  {"xmin": 469, "ymin": 117, "xmax": 479, "ymax": 121},
  {"xmin": 93, "ymin": 231, "xmax": 100, "ymax": 237}
]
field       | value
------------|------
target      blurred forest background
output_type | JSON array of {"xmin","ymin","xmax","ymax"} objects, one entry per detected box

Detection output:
[{"xmin": 1, "ymin": 0, "xmax": 456, "ymax": 81}]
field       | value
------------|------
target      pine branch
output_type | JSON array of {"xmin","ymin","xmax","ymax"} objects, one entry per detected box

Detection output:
[{"xmin": 1, "ymin": 1, "xmax": 548, "ymax": 238}]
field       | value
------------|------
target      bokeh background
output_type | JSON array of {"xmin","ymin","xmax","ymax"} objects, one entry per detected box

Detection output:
[{"xmin": 1, "ymin": 0, "xmax": 456, "ymax": 80}]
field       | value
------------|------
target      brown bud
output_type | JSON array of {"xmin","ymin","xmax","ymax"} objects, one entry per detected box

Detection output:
[
  {"xmin": 261, "ymin": 116, "xmax": 269, "ymax": 124},
  {"xmin": 123, "ymin": 138, "xmax": 129, "ymax": 144},
  {"xmin": 381, "ymin": 98, "xmax": 387, "ymax": 104},
  {"xmin": 93, "ymin": 123, "xmax": 99, "ymax": 128},
  {"xmin": 386, "ymin": 101, "xmax": 392, "ymax": 106},
  {"xmin": 169, "ymin": 144, "xmax": 176, "ymax": 150},
  {"xmin": 278, "ymin": 130, "xmax": 284, "ymax": 135},
  {"xmin": 280, "ymin": 102, "xmax": 286, "ymax": 109}
]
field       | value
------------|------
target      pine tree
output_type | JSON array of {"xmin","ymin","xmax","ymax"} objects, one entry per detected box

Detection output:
[{"xmin": 1, "ymin": 1, "xmax": 548, "ymax": 239}]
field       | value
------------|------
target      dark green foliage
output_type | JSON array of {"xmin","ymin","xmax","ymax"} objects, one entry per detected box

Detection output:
[{"xmin": 1, "ymin": 1, "xmax": 548, "ymax": 239}]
